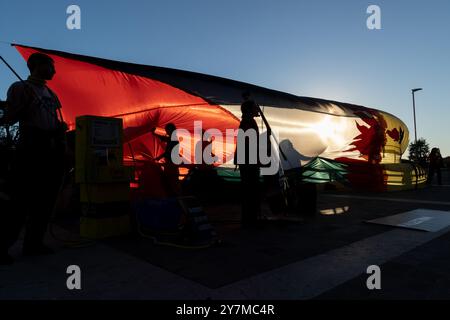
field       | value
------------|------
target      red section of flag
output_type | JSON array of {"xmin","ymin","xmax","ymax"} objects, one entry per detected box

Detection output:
[
  {"xmin": 15, "ymin": 45, "xmax": 239, "ymax": 197},
  {"xmin": 387, "ymin": 128, "xmax": 400, "ymax": 142},
  {"xmin": 346, "ymin": 111, "xmax": 387, "ymax": 164}
]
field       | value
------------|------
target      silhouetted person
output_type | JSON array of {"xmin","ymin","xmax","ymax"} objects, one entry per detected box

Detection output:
[
  {"xmin": 235, "ymin": 92, "xmax": 261, "ymax": 228},
  {"xmin": 1, "ymin": 53, "xmax": 67, "ymax": 265},
  {"xmin": 428, "ymin": 147, "xmax": 443, "ymax": 185},
  {"xmin": 195, "ymin": 129, "xmax": 216, "ymax": 168},
  {"xmin": 186, "ymin": 130, "xmax": 219, "ymax": 199},
  {"xmin": 151, "ymin": 123, "xmax": 181, "ymax": 196}
]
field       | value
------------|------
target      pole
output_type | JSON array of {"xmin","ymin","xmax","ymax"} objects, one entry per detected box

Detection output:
[
  {"xmin": 0, "ymin": 55, "xmax": 25, "ymax": 82},
  {"xmin": 256, "ymin": 105, "xmax": 287, "ymax": 161},
  {"xmin": 412, "ymin": 90, "xmax": 417, "ymax": 144}
]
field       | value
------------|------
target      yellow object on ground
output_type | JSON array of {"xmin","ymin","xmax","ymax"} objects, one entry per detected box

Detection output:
[{"xmin": 80, "ymin": 215, "xmax": 131, "ymax": 239}]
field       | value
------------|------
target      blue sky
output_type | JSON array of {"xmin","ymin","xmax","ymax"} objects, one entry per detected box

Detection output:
[{"xmin": 1, "ymin": 0, "xmax": 449, "ymax": 156}]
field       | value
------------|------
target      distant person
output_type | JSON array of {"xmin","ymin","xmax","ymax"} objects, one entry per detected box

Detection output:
[
  {"xmin": 1, "ymin": 53, "xmax": 68, "ymax": 265},
  {"xmin": 151, "ymin": 123, "xmax": 181, "ymax": 196},
  {"xmin": 235, "ymin": 91, "xmax": 262, "ymax": 228},
  {"xmin": 428, "ymin": 147, "xmax": 443, "ymax": 185}
]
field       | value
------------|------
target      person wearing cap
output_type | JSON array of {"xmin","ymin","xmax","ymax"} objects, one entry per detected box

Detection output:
[{"xmin": 0, "ymin": 53, "xmax": 67, "ymax": 265}]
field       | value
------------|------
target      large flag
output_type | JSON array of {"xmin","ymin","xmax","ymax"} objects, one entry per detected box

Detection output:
[{"xmin": 13, "ymin": 44, "xmax": 418, "ymax": 193}]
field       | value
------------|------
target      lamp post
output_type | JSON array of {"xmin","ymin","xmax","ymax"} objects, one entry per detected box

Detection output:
[{"xmin": 411, "ymin": 88, "xmax": 423, "ymax": 144}]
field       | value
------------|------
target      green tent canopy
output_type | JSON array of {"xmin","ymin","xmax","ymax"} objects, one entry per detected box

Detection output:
[
  {"xmin": 298, "ymin": 157, "xmax": 349, "ymax": 184},
  {"xmin": 214, "ymin": 157, "xmax": 349, "ymax": 185}
]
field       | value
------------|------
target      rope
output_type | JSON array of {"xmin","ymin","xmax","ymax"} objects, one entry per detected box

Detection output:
[{"xmin": 136, "ymin": 219, "xmax": 218, "ymax": 250}]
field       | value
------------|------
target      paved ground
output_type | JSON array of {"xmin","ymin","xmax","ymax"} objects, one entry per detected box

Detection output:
[{"xmin": 1, "ymin": 169, "xmax": 450, "ymax": 300}]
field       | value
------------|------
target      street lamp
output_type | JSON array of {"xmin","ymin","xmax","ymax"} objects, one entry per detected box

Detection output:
[{"xmin": 411, "ymin": 88, "xmax": 423, "ymax": 144}]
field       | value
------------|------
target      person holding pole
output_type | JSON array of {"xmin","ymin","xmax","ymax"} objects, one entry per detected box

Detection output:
[{"xmin": 0, "ymin": 53, "xmax": 67, "ymax": 265}]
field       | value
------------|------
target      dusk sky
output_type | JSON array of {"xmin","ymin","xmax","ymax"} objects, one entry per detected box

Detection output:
[{"xmin": 1, "ymin": 0, "xmax": 449, "ymax": 156}]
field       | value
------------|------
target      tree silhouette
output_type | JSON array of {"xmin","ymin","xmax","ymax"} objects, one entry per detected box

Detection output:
[
  {"xmin": 0, "ymin": 101, "xmax": 19, "ymax": 148},
  {"xmin": 408, "ymin": 138, "xmax": 429, "ymax": 165}
]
